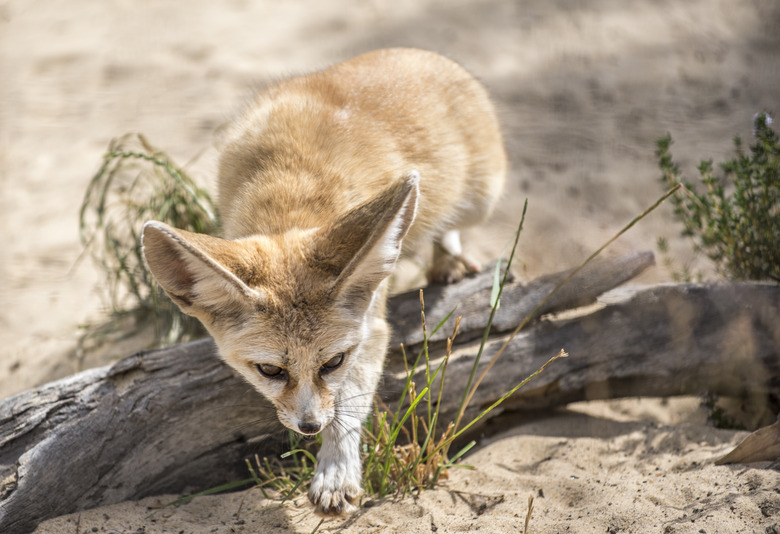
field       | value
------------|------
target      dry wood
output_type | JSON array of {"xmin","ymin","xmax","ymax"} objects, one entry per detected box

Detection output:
[
  {"xmin": 2, "ymin": 252, "xmax": 779, "ymax": 533},
  {"xmin": 716, "ymin": 416, "xmax": 780, "ymax": 465},
  {"xmin": 388, "ymin": 282, "xmax": 780, "ymax": 429}
]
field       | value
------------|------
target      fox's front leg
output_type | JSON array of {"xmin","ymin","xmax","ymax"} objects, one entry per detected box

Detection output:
[
  {"xmin": 308, "ymin": 382, "xmax": 370, "ymax": 514},
  {"xmin": 309, "ymin": 311, "xmax": 389, "ymax": 515}
]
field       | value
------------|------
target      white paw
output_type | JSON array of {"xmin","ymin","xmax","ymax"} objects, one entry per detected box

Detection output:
[{"xmin": 308, "ymin": 459, "xmax": 362, "ymax": 515}]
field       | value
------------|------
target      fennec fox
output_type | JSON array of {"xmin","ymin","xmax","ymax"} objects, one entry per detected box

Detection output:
[{"xmin": 142, "ymin": 48, "xmax": 505, "ymax": 514}]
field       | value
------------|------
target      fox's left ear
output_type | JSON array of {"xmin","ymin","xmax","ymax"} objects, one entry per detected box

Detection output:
[
  {"xmin": 310, "ymin": 171, "xmax": 419, "ymax": 310},
  {"xmin": 141, "ymin": 221, "xmax": 261, "ymax": 323}
]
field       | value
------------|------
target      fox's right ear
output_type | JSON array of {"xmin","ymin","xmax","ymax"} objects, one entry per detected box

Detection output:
[
  {"xmin": 309, "ymin": 172, "xmax": 419, "ymax": 313},
  {"xmin": 141, "ymin": 221, "xmax": 261, "ymax": 321}
]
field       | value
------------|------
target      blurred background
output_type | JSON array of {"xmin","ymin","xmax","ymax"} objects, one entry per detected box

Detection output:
[{"xmin": 1, "ymin": 0, "xmax": 778, "ymax": 398}]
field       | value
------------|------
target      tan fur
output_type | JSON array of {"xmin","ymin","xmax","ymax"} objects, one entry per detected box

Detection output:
[{"xmin": 142, "ymin": 48, "xmax": 505, "ymax": 515}]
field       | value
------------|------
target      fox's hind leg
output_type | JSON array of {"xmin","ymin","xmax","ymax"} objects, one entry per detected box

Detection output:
[
  {"xmin": 426, "ymin": 160, "xmax": 505, "ymax": 285},
  {"xmin": 426, "ymin": 229, "xmax": 481, "ymax": 284}
]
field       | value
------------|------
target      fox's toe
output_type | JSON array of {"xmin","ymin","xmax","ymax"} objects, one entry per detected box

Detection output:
[
  {"xmin": 308, "ymin": 464, "xmax": 362, "ymax": 515},
  {"xmin": 427, "ymin": 253, "xmax": 479, "ymax": 284},
  {"xmin": 310, "ymin": 489, "xmax": 358, "ymax": 516}
]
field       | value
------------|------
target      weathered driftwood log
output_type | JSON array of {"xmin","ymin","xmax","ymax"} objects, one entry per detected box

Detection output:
[
  {"xmin": 2, "ymin": 252, "xmax": 779, "ymax": 534},
  {"xmin": 395, "ymin": 281, "xmax": 780, "ymax": 428}
]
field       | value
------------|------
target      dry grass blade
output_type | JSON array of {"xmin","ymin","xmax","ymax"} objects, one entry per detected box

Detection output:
[
  {"xmin": 524, "ymin": 495, "xmax": 535, "ymax": 533},
  {"xmin": 457, "ymin": 184, "xmax": 681, "ymax": 422}
]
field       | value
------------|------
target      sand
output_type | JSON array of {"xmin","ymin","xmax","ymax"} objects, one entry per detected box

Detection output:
[
  {"xmin": 34, "ymin": 399, "xmax": 780, "ymax": 533},
  {"xmin": 2, "ymin": 0, "xmax": 779, "ymax": 532}
]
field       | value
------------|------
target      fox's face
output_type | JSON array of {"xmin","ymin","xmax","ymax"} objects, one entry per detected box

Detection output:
[
  {"xmin": 142, "ymin": 174, "xmax": 419, "ymax": 435},
  {"xmin": 212, "ymin": 280, "xmax": 367, "ymax": 435}
]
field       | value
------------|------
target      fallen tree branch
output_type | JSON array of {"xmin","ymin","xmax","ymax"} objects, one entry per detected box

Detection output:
[
  {"xmin": 387, "ymin": 251, "xmax": 656, "ymax": 347},
  {"xmin": 2, "ymin": 252, "xmax": 779, "ymax": 533},
  {"xmin": 387, "ymin": 283, "xmax": 780, "ymax": 429}
]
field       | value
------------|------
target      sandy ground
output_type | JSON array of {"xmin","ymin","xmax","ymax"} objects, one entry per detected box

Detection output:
[
  {"xmin": 2, "ymin": 0, "xmax": 780, "ymax": 532},
  {"xmin": 36, "ymin": 399, "xmax": 780, "ymax": 534}
]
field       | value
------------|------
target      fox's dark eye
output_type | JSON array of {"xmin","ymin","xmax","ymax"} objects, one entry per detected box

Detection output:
[
  {"xmin": 320, "ymin": 352, "xmax": 345, "ymax": 375},
  {"xmin": 257, "ymin": 363, "xmax": 287, "ymax": 380}
]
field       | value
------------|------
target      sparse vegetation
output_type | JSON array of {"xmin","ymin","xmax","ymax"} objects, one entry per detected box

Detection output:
[
  {"xmin": 360, "ymin": 202, "xmax": 570, "ymax": 502},
  {"xmin": 162, "ymin": 431, "xmax": 319, "ymax": 508},
  {"xmin": 656, "ymin": 113, "xmax": 779, "ymax": 427},
  {"xmin": 80, "ymin": 133, "xmax": 218, "ymax": 350},
  {"xmin": 245, "ymin": 431, "xmax": 320, "ymax": 500},
  {"xmin": 656, "ymin": 112, "xmax": 779, "ymax": 282}
]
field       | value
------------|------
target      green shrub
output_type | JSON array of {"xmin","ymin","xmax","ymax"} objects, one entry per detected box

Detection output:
[
  {"xmin": 80, "ymin": 133, "xmax": 219, "ymax": 348},
  {"xmin": 656, "ymin": 113, "xmax": 779, "ymax": 282}
]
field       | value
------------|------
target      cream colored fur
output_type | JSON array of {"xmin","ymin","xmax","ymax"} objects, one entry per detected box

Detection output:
[{"xmin": 141, "ymin": 48, "xmax": 505, "ymax": 515}]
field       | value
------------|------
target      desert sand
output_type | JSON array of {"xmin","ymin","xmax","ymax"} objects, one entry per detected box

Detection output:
[
  {"xmin": 34, "ymin": 398, "xmax": 780, "ymax": 533},
  {"xmin": 2, "ymin": 0, "xmax": 779, "ymax": 532}
]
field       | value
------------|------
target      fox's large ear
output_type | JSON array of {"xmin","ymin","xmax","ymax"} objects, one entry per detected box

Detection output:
[
  {"xmin": 141, "ymin": 221, "xmax": 261, "ymax": 321},
  {"xmin": 310, "ymin": 171, "xmax": 419, "ymax": 310}
]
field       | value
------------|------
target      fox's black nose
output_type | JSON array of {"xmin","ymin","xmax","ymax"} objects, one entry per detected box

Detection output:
[{"xmin": 298, "ymin": 421, "xmax": 321, "ymax": 435}]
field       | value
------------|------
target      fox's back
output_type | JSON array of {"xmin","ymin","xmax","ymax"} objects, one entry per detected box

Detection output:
[{"xmin": 217, "ymin": 48, "xmax": 506, "ymax": 249}]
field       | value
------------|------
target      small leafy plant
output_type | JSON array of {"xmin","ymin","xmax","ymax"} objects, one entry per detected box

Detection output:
[
  {"xmin": 80, "ymin": 133, "xmax": 219, "ymax": 349},
  {"xmin": 656, "ymin": 113, "xmax": 779, "ymax": 282}
]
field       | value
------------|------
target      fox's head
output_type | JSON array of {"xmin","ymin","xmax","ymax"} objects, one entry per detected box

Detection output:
[{"xmin": 141, "ymin": 173, "xmax": 418, "ymax": 435}]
